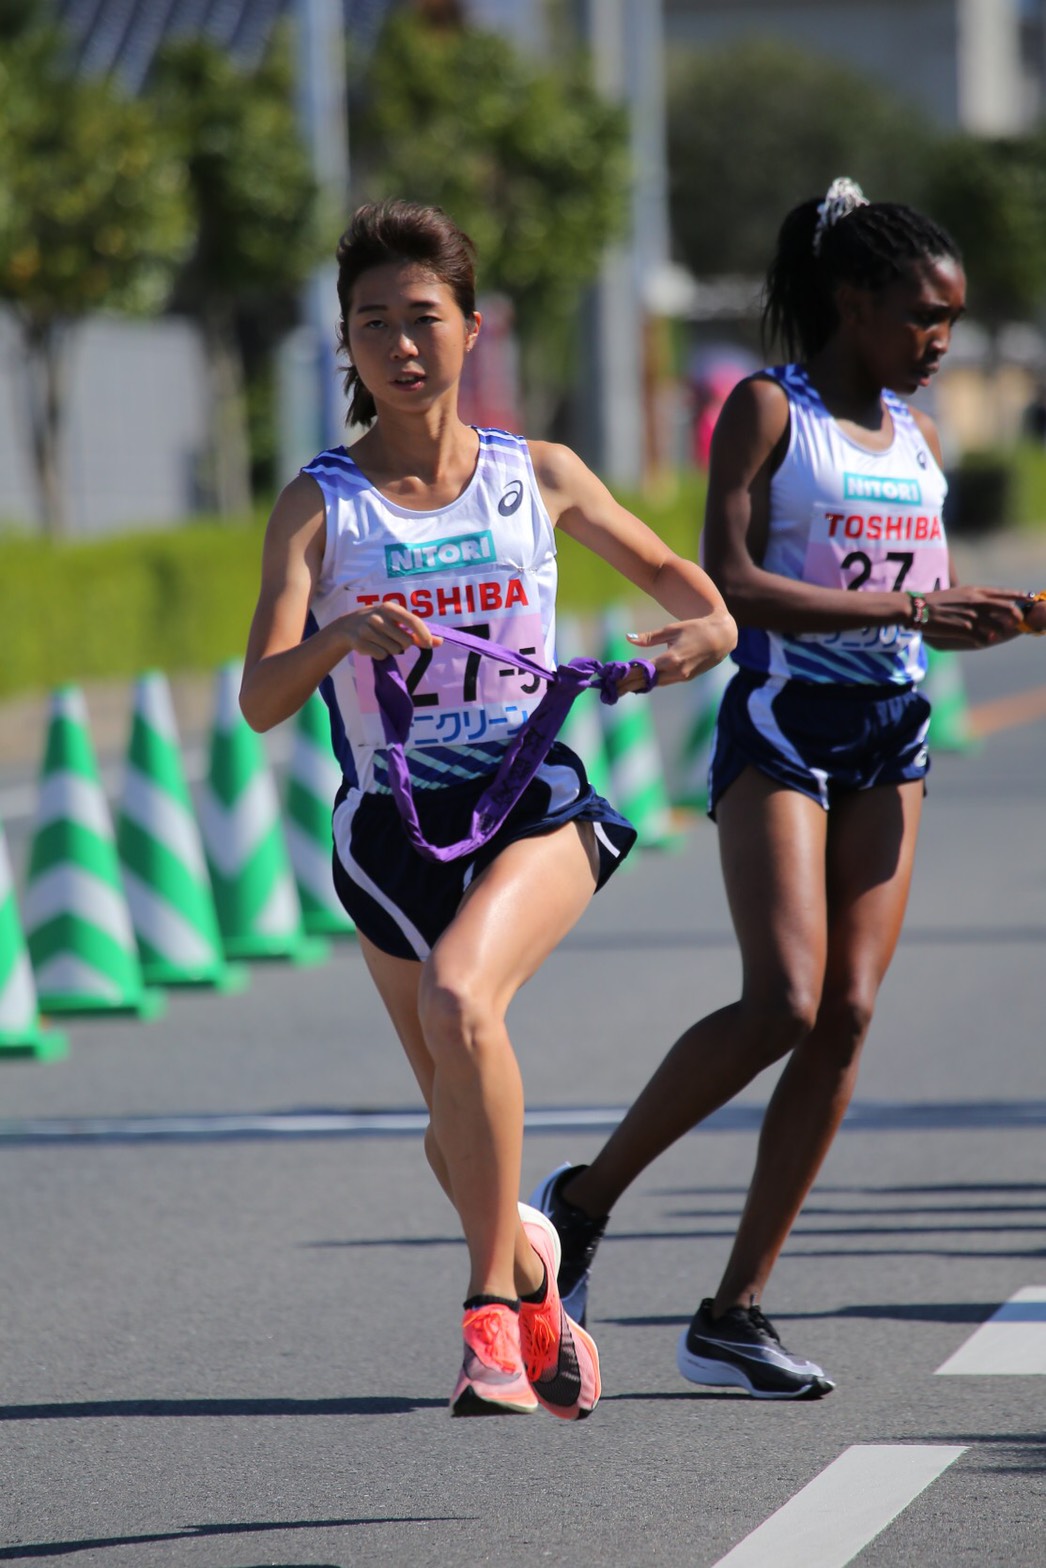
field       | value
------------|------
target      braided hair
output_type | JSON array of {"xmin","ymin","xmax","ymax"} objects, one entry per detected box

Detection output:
[
  {"xmin": 762, "ymin": 177, "xmax": 961, "ymax": 363},
  {"xmin": 335, "ymin": 200, "xmax": 477, "ymax": 428}
]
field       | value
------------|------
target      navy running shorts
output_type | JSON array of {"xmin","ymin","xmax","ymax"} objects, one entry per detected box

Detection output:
[
  {"xmin": 707, "ymin": 667, "xmax": 932, "ymax": 817},
  {"xmin": 331, "ymin": 741, "xmax": 637, "ymax": 959}
]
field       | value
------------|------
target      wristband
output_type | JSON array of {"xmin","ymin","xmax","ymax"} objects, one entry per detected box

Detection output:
[
  {"xmin": 1018, "ymin": 589, "xmax": 1046, "ymax": 635},
  {"xmin": 906, "ymin": 591, "xmax": 930, "ymax": 627}
]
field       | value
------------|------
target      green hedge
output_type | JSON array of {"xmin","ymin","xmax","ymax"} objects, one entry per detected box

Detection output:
[
  {"xmin": 0, "ymin": 475, "xmax": 710, "ymax": 700},
  {"xmin": 555, "ymin": 471, "xmax": 708, "ymax": 611},
  {"xmin": 1011, "ymin": 441, "xmax": 1046, "ymax": 530},
  {"xmin": 0, "ymin": 518, "xmax": 267, "ymax": 699}
]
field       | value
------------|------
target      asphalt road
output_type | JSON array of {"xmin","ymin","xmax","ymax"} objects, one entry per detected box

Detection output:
[{"xmin": 1, "ymin": 544, "xmax": 1045, "ymax": 1568}]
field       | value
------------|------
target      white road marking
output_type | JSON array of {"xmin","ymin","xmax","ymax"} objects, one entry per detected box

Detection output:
[
  {"xmin": 710, "ymin": 1445, "xmax": 966, "ymax": 1568},
  {"xmin": 0, "ymin": 1107, "xmax": 631, "ymax": 1141},
  {"xmin": 936, "ymin": 1285, "xmax": 1046, "ymax": 1375}
]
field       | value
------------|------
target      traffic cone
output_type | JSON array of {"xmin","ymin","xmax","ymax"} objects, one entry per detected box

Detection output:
[
  {"xmin": 284, "ymin": 691, "xmax": 354, "ymax": 937},
  {"xmin": 198, "ymin": 663, "xmax": 327, "ymax": 965},
  {"xmin": 555, "ymin": 615, "xmax": 612, "ymax": 797},
  {"xmin": 673, "ymin": 656, "xmax": 734, "ymax": 811},
  {"xmin": 923, "ymin": 647, "xmax": 978, "ymax": 753},
  {"xmin": 21, "ymin": 687, "xmax": 165, "ymax": 1017},
  {"xmin": 598, "ymin": 607, "xmax": 680, "ymax": 849},
  {"xmin": 116, "ymin": 671, "xmax": 249, "ymax": 991},
  {"xmin": 0, "ymin": 817, "xmax": 67, "ymax": 1060}
]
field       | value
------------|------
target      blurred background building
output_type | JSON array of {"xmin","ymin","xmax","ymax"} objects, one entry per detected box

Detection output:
[{"xmin": 3, "ymin": 0, "xmax": 1046, "ymax": 535}]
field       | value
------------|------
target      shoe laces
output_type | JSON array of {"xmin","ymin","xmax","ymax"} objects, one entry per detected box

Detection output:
[
  {"xmin": 464, "ymin": 1306, "xmax": 519, "ymax": 1374},
  {"xmin": 551, "ymin": 1173, "xmax": 607, "ymax": 1282},
  {"xmin": 746, "ymin": 1305, "xmax": 782, "ymax": 1345},
  {"xmin": 523, "ymin": 1307, "xmax": 558, "ymax": 1381}
]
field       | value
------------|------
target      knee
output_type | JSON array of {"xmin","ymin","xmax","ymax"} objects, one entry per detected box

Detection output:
[
  {"xmin": 739, "ymin": 986, "xmax": 819, "ymax": 1068},
  {"xmin": 417, "ymin": 968, "xmax": 489, "ymax": 1067},
  {"xmin": 814, "ymin": 990, "xmax": 876, "ymax": 1066}
]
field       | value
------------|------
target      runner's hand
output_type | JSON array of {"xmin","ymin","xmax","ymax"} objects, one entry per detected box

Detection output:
[
  {"xmin": 621, "ymin": 615, "xmax": 734, "ymax": 690},
  {"xmin": 924, "ymin": 587, "xmax": 1025, "ymax": 647},
  {"xmin": 335, "ymin": 603, "xmax": 441, "ymax": 660}
]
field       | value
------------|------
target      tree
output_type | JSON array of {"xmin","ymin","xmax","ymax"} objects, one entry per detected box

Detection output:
[
  {"xmin": 923, "ymin": 133, "xmax": 1046, "ymax": 339},
  {"xmin": 351, "ymin": 9, "xmax": 628, "ymax": 428},
  {"xmin": 0, "ymin": 25, "xmax": 189, "ymax": 535},
  {"xmin": 922, "ymin": 133, "xmax": 1046, "ymax": 448},
  {"xmin": 148, "ymin": 31, "xmax": 325, "ymax": 516},
  {"xmin": 667, "ymin": 39, "xmax": 936, "ymax": 285}
]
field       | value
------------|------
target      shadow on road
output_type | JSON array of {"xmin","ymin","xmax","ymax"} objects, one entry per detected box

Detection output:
[
  {"xmin": 0, "ymin": 1512, "xmax": 456, "ymax": 1561},
  {"xmin": 0, "ymin": 1394, "xmax": 444, "ymax": 1422}
]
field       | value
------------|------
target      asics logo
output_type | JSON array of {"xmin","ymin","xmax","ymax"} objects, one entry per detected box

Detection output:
[{"xmin": 498, "ymin": 481, "xmax": 524, "ymax": 516}]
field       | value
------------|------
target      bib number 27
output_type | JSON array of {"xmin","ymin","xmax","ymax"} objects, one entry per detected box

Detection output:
[{"xmin": 404, "ymin": 622, "xmax": 542, "ymax": 708}]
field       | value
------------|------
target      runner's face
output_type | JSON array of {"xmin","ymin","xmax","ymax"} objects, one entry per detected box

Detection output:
[
  {"xmin": 346, "ymin": 262, "xmax": 478, "ymax": 413},
  {"xmin": 851, "ymin": 256, "xmax": 966, "ymax": 395}
]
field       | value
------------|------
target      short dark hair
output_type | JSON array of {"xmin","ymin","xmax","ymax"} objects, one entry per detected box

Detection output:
[
  {"xmin": 762, "ymin": 193, "xmax": 962, "ymax": 363},
  {"xmin": 335, "ymin": 200, "xmax": 477, "ymax": 427}
]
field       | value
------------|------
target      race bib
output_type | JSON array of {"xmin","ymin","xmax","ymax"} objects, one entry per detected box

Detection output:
[
  {"xmin": 349, "ymin": 571, "xmax": 549, "ymax": 748},
  {"xmin": 799, "ymin": 495, "xmax": 948, "ymax": 653},
  {"xmin": 803, "ymin": 501, "xmax": 949, "ymax": 596}
]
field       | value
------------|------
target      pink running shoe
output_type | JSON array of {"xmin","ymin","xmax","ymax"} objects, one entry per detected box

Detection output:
[
  {"xmin": 450, "ymin": 1302, "xmax": 539, "ymax": 1417},
  {"xmin": 517, "ymin": 1202, "xmax": 601, "ymax": 1420}
]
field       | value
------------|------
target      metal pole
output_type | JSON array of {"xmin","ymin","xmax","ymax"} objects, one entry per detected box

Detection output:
[
  {"xmin": 577, "ymin": 0, "xmax": 642, "ymax": 488},
  {"xmin": 282, "ymin": 0, "xmax": 351, "ymax": 477},
  {"xmin": 576, "ymin": 0, "xmax": 668, "ymax": 489}
]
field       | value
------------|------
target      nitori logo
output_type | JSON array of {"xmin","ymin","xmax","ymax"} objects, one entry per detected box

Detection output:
[
  {"xmin": 498, "ymin": 481, "xmax": 523, "ymax": 516},
  {"xmin": 385, "ymin": 530, "xmax": 496, "ymax": 578},
  {"xmin": 843, "ymin": 473, "xmax": 922, "ymax": 503}
]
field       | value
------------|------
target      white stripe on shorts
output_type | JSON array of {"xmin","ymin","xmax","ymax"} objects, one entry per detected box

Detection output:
[
  {"xmin": 333, "ymin": 791, "xmax": 432, "ymax": 960},
  {"xmin": 748, "ymin": 678, "xmax": 829, "ymax": 808}
]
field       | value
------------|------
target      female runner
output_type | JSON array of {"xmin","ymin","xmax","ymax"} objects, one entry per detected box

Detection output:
[
  {"xmin": 531, "ymin": 178, "xmax": 1032, "ymax": 1399},
  {"xmin": 239, "ymin": 200, "xmax": 735, "ymax": 1417}
]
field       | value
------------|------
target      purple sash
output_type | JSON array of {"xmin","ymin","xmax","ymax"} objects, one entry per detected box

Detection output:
[{"xmin": 372, "ymin": 623, "xmax": 657, "ymax": 862}]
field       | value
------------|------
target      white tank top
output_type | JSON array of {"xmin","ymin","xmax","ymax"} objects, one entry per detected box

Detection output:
[
  {"xmin": 302, "ymin": 428, "xmax": 558, "ymax": 794},
  {"xmin": 733, "ymin": 365, "xmax": 950, "ymax": 686}
]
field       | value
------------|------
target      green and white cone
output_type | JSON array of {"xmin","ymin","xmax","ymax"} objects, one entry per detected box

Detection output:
[
  {"xmin": 116, "ymin": 671, "xmax": 248, "ymax": 991},
  {"xmin": 0, "ymin": 816, "xmax": 67, "ymax": 1060},
  {"xmin": 923, "ymin": 646, "xmax": 978, "ymax": 753},
  {"xmin": 598, "ymin": 608, "xmax": 679, "ymax": 849},
  {"xmin": 555, "ymin": 615, "xmax": 612, "ymax": 797},
  {"xmin": 22, "ymin": 687, "xmax": 165, "ymax": 1018},
  {"xmin": 285, "ymin": 691, "xmax": 354, "ymax": 937},
  {"xmin": 674, "ymin": 656, "xmax": 734, "ymax": 811},
  {"xmin": 198, "ymin": 663, "xmax": 327, "ymax": 965}
]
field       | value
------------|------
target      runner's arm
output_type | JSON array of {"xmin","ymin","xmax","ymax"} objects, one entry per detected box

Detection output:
[
  {"xmin": 529, "ymin": 440, "xmax": 736, "ymax": 689},
  {"xmin": 910, "ymin": 411, "xmax": 1025, "ymax": 649},
  {"xmin": 239, "ymin": 475, "xmax": 436, "ymax": 732}
]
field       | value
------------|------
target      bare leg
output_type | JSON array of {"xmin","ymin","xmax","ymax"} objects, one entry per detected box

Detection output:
[
  {"xmin": 354, "ymin": 939, "xmax": 456, "ymax": 1202},
  {"xmin": 567, "ymin": 770, "xmax": 830, "ymax": 1218},
  {"xmin": 361, "ymin": 822, "xmax": 600, "ymax": 1303},
  {"xmin": 712, "ymin": 779, "xmax": 923, "ymax": 1311}
]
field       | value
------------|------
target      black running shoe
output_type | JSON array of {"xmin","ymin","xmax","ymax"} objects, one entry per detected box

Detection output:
[
  {"xmin": 527, "ymin": 1162, "xmax": 608, "ymax": 1327},
  {"xmin": 677, "ymin": 1298, "xmax": 835, "ymax": 1400}
]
